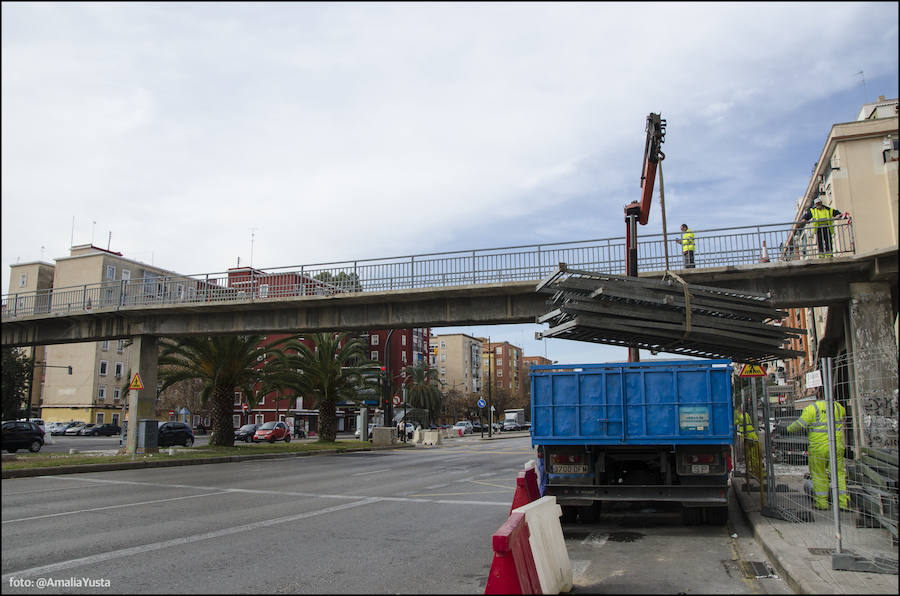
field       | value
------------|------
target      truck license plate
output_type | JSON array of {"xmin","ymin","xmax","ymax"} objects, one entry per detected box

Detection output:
[
  {"xmin": 553, "ymin": 464, "xmax": 588, "ymax": 474},
  {"xmin": 691, "ymin": 464, "xmax": 710, "ymax": 474}
]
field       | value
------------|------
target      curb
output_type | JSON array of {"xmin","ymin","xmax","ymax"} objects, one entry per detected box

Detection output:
[
  {"xmin": 732, "ymin": 477, "xmax": 822, "ymax": 595},
  {"xmin": 1, "ymin": 443, "xmax": 414, "ymax": 479}
]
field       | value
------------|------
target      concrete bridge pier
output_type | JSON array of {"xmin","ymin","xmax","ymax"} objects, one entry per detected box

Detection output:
[
  {"xmin": 846, "ymin": 282, "xmax": 898, "ymax": 449},
  {"xmin": 125, "ymin": 335, "xmax": 160, "ymax": 454}
]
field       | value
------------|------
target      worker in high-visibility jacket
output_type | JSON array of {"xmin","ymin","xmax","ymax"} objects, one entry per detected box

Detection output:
[
  {"xmin": 734, "ymin": 408, "xmax": 761, "ymax": 474},
  {"xmin": 800, "ymin": 196, "xmax": 846, "ymax": 258},
  {"xmin": 781, "ymin": 398, "xmax": 849, "ymax": 510},
  {"xmin": 676, "ymin": 223, "xmax": 696, "ymax": 268}
]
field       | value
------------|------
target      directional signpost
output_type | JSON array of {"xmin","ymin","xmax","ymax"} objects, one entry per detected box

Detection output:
[{"xmin": 477, "ymin": 398, "xmax": 486, "ymax": 437}]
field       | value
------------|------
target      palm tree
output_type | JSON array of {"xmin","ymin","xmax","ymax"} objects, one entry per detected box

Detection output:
[
  {"xmin": 158, "ymin": 335, "xmax": 287, "ymax": 447},
  {"xmin": 269, "ymin": 332, "xmax": 379, "ymax": 442},
  {"xmin": 402, "ymin": 361, "xmax": 442, "ymax": 426}
]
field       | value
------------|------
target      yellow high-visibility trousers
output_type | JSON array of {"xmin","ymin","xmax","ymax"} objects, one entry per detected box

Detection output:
[{"xmin": 808, "ymin": 446, "xmax": 848, "ymax": 509}]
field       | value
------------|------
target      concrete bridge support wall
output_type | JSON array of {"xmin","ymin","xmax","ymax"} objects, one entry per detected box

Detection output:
[
  {"xmin": 846, "ymin": 282, "xmax": 898, "ymax": 449},
  {"xmin": 125, "ymin": 335, "xmax": 159, "ymax": 454}
]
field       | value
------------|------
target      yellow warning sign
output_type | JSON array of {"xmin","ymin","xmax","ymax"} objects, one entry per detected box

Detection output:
[
  {"xmin": 128, "ymin": 373, "xmax": 144, "ymax": 390},
  {"xmin": 739, "ymin": 364, "xmax": 766, "ymax": 377}
]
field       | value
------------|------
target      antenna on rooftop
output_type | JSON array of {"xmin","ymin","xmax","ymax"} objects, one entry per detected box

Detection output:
[
  {"xmin": 91, "ymin": 220, "xmax": 96, "ymax": 245},
  {"xmin": 249, "ymin": 227, "xmax": 258, "ymax": 268}
]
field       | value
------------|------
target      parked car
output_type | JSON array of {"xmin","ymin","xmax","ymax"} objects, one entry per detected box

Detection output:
[
  {"xmin": 2, "ymin": 420, "xmax": 44, "ymax": 453},
  {"xmin": 355, "ymin": 423, "xmax": 377, "ymax": 440},
  {"xmin": 64, "ymin": 422, "xmax": 87, "ymax": 435},
  {"xmin": 235, "ymin": 424, "xmax": 259, "ymax": 443},
  {"xmin": 452, "ymin": 421, "xmax": 473, "ymax": 435},
  {"xmin": 471, "ymin": 420, "xmax": 484, "ymax": 433},
  {"xmin": 253, "ymin": 421, "xmax": 291, "ymax": 443},
  {"xmin": 77, "ymin": 424, "xmax": 97, "ymax": 435},
  {"xmin": 83, "ymin": 423, "xmax": 120, "ymax": 436},
  {"xmin": 157, "ymin": 421, "xmax": 195, "ymax": 447}
]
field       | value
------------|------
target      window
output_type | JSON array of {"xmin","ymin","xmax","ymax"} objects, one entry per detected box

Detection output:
[
  {"xmin": 234, "ymin": 392, "xmax": 241, "ymax": 405},
  {"xmin": 113, "ymin": 386, "xmax": 121, "ymax": 400},
  {"xmin": 497, "ymin": 369, "xmax": 503, "ymax": 377},
  {"xmin": 440, "ymin": 341, "xmax": 446, "ymax": 348},
  {"xmin": 99, "ymin": 360, "xmax": 109, "ymax": 375},
  {"xmin": 100, "ymin": 340, "xmax": 109, "ymax": 351},
  {"xmin": 401, "ymin": 351, "xmax": 407, "ymax": 363},
  {"xmin": 233, "ymin": 415, "xmax": 241, "ymax": 428},
  {"xmin": 255, "ymin": 414, "xmax": 264, "ymax": 425},
  {"xmin": 98, "ymin": 385, "xmax": 107, "ymax": 400},
  {"xmin": 259, "ymin": 283, "xmax": 269, "ymax": 298},
  {"xmin": 114, "ymin": 362, "xmax": 123, "ymax": 378},
  {"xmin": 96, "ymin": 413, "xmax": 105, "ymax": 425},
  {"xmin": 440, "ymin": 367, "xmax": 446, "ymax": 375},
  {"xmin": 122, "ymin": 269, "xmax": 131, "ymax": 281},
  {"xmin": 106, "ymin": 265, "xmax": 116, "ymax": 279},
  {"xmin": 402, "ymin": 335, "xmax": 407, "ymax": 346},
  {"xmin": 496, "ymin": 347, "xmax": 502, "ymax": 354},
  {"xmin": 496, "ymin": 357, "xmax": 501, "ymax": 367},
  {"xmin": 370, "ymin": 334, "xmax": 379, "ymax": 345},
  {"xmin": 112, "ymin": 414, "xmax": 119, "ymax": 426},
  {"xmin": 259, "ymin": 396, "xmax": 265, "ymax": 405},
  {"xmin": 19, "ymin": 273, "xmax": 27, "ymax": 287},
  {"xmin": 441, "ymin": 353, "xmax": 446, "ymax": 362},
  {"xmin": 371, "ymin": 351, "xmax": 379, "ymax": 360},
  {"xmin": 117, "ymin": 340, "xmax": 125, "ymax": 353}
]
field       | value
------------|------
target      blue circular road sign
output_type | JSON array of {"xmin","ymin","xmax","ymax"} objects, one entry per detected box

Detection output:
[{"xmin": 477, "ymin": 398, "xmax": 486, "ymax": 409}]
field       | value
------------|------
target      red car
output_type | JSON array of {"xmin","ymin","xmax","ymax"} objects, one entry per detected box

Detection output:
[{"xmin": 252, "ymin": 421, "xmax": 292, "ymax": 443}]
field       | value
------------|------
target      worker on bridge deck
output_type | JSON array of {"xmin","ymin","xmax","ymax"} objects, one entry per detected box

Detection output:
[
  {"xmin": 676, "ymin": 223, "xmax": 695, "ymax": 269},
  {"xmin": 800, "ymin": 197, "xmax": 846, "ymax": 258}
]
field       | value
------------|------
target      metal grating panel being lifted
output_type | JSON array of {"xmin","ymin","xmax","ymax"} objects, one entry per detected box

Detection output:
[{"xmin": 534, "ymin": 263, "xmax": 805, "ymax": 363}]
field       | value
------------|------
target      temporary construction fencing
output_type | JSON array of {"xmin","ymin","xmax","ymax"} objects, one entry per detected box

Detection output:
[{"xmin": 734, "ymin": 351, "xmax": 898, "ymax": 574}]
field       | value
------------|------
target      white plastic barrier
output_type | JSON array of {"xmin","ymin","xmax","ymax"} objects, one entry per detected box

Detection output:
[
  {"xmin": 512, "ymin": 495, "xmax": 572, "ymax": 594},
  {"xmin": 422, "ymin": 430, "xmax": 441, "ymax": 445},
  {"xmin": 411, "ymin": 429, "xmax": 422, "ymax": 443}
]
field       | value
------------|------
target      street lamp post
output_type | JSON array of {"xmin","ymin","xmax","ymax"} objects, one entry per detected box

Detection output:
[{"xmin": 25, "ymin": 359, "xmax": 72, "ymax": 419}]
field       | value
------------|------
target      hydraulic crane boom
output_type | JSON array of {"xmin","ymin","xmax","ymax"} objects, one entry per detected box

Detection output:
[{"xmin": 624, "ymin": 112, "xmax": 666, "ymax": 361}]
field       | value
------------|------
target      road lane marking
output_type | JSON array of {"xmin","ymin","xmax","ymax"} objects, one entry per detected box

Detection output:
[
  {"xmin": 351, "ymin": 468, "xmax": 390, "ymax": 476},
  {"xmin": 3, "ymin": 491, "xmax": 231, "ymax": 524},
  {"xmin": 1, "ymin": 497, "xmax": 382, "ymax": 581}
]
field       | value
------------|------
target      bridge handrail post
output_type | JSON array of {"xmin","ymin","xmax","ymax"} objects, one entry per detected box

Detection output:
[
  {"xmin": 300, "ymin": 266, "xmax": 305, "ymax": 296},
  {"xmin": 472, "ymin": 250, "xmax": 477, "ymax": 285},
  {"xmin": 410, "ymin": 256, "xmax": 415, "ymax": 289},
  {"xmin": 250, "ymin": 268, "xmax": 255, "ymax": 302}
]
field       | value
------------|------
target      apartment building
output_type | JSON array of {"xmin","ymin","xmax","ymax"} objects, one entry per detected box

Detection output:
[
  {"xmin": 11, "ymin": 245, "xmax": 186, "ymax": 426},
  {"xmin": 481, "ymin": 340, "xmax": 525, "ymax": 398},
  {"xmin": 429, "ymin": 333, "xmax": 482, "ymax": 397},
  {"xmin": 6, "ymin": 260, "xmax": 54, "ymax": 416},
  {"xmin": 779, "ymin": 96, "xmax": 898, "ymax": 412}
]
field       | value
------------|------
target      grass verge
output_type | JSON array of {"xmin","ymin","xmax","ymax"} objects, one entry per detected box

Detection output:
[{"xmin": 1, "ymin": 439, "xmax": 374, "ymax": 471}]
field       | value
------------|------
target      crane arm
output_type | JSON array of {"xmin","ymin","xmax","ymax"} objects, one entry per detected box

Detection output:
[{"xmin": 637, "ymin": 113, "xmax": 666, "ymax": 225}]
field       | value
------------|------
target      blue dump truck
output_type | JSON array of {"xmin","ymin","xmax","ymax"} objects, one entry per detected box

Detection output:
[{"xmin": 532, "ymin": 359, "xmax": 734, "ymax": 526}]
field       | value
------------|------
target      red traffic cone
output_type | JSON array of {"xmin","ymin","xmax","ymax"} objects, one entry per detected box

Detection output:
[{"xmin": 760, "ymin": 240, "xmax": 770, "ymax": 263}]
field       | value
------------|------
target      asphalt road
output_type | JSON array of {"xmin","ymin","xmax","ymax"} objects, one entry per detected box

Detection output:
[
  {"xmin": 2, "ymin": 436, "xmax": 791, "ymax": 594},
  {"xmin": 39, "ymin": 434, "xmax": 210, "ymax": 453}
]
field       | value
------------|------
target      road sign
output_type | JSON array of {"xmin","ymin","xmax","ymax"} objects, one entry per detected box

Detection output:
[
  {"xmin": 393, "ymin": 395, "xmax": 401, "ymax": 406},
  {"xmin": 739, "ymin": 364, "xmax": 766, "ymax": 377},
  {"xmin": 490, "ymin": 405, "xmax": 495, "ymax": 412},
  {"xmin": 168, "ymin": 410, "xmax": 174, "ymax": 416},
  {"xmin": 806, "ymin": 370, "xmax": 823, "ymax": 388},
  {"xmin": 128, "ymin": 373, "xmax": 144, "ymax": 390},
  {"xmin": 242, "ymin": 403, "xmax": 249, "ymax": 413},
  {"xmin": 477, "ymin": 398, "xmax": 486, "ymax": 409}
]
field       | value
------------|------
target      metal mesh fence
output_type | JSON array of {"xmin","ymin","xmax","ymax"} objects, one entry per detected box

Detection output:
[{"xmin": 735, "ymin": 352, "xmax": 898, "ymax": 574}]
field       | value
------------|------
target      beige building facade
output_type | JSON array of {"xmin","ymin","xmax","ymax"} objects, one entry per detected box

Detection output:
[
  {"xmin": 429, "ymin": 333, "xmax": 483, "ymax": 398},
  {"xmin": 9, "ymin": 245, "xmax": 184, "ymax": 425}
]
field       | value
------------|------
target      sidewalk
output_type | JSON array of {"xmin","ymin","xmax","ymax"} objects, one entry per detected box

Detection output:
[{"xmin": 732, "ymin": 475, "xmax": 897, "ymax": 594}]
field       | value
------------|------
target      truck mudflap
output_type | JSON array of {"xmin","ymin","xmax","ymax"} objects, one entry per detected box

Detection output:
[{"xmin": 545, "ymin": 483, "xmax": 729, "ymax": 504}]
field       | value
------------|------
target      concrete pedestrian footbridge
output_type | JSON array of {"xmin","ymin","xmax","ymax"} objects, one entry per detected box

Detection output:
[{"xmin": 1, "ymin": 226, "xmax": 896, "ymax": 348}]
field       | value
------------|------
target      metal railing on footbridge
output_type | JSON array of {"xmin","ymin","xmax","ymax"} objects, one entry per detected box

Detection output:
[{"xmin": 1, "ymin": 219, "xmax": 854, "ymax": 320}]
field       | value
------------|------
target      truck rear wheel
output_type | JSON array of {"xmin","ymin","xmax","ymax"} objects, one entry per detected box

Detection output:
[{"xmin": 703, "ymin": 506, "xmax": 728, "ymax": 526}]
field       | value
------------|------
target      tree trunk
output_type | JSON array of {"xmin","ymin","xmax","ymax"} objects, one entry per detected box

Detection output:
[
  {"xmin": 318, "ymin": 398, "xmax": 337, "ymax": 442},
  {"xmin": 209, "ymin": 385, "xmax": 235, "ymax": 447}
]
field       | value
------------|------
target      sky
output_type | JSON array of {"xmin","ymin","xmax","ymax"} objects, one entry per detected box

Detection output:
[{"xmin": 2, "ymin": 2, "xmax": 898, "ymax": 364}]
